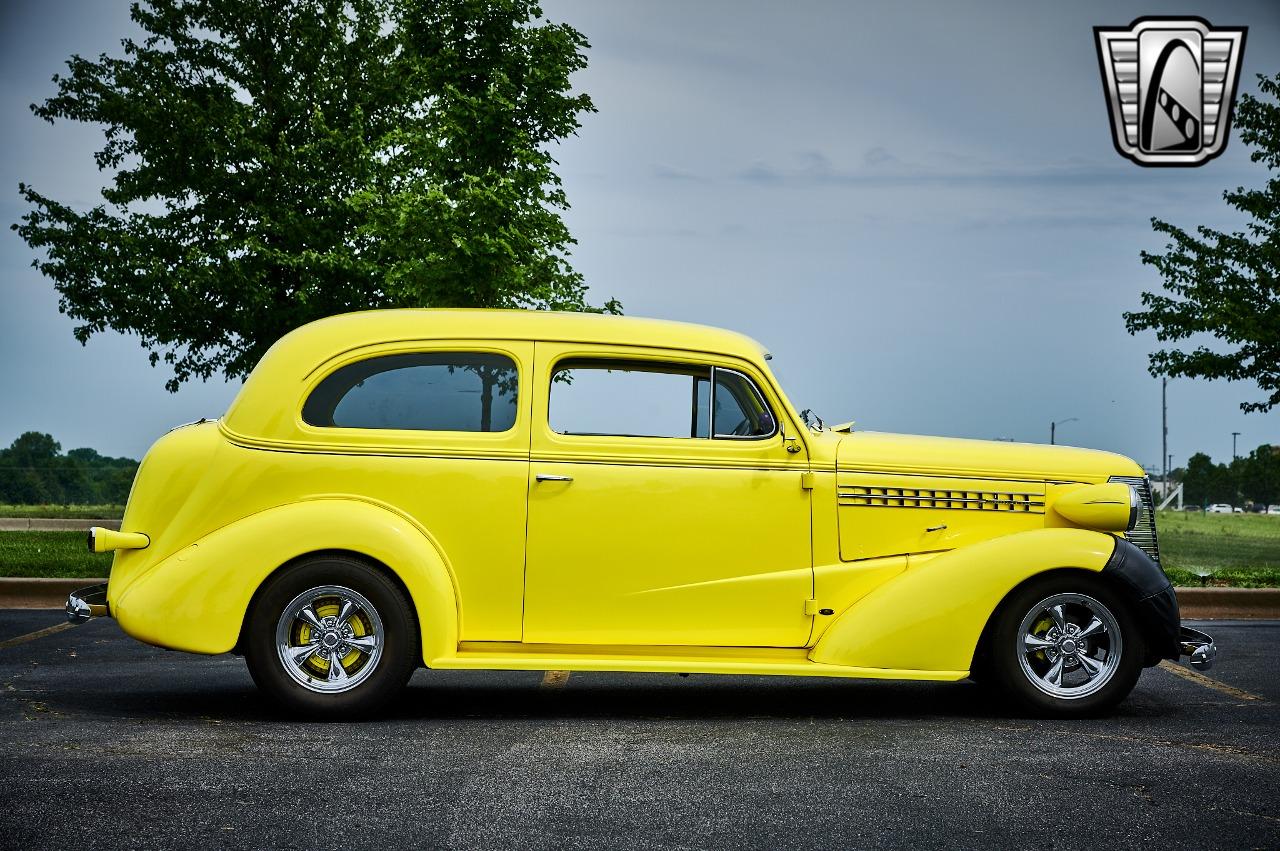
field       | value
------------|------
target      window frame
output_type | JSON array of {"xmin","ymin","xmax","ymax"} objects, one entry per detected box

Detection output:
[
  {"xmin": 709, "ymin": 366, "xmax": 779, "ymax": 441},
  {"xmin": 545, "ymin": 356, "xmax": 779, "ymax": 443}
]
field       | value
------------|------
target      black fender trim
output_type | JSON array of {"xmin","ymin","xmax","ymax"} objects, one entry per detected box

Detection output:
[{"xmin": 1100, "ymin": 537, "xmax": 1181, "ymax": 663}]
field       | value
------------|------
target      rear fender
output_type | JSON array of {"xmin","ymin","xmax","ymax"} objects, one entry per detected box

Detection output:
[
  {"xmin": 809, "ymin": 528, "xmax": 1118, "ymax": 672},
  {"xmin": 110, "ymin": 497, "xmax": 459, "ymax": 664}
]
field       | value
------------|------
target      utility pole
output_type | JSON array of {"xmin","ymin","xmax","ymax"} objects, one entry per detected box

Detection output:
[
  {"xmin": 1162, "ymin": 377, "xmax": 1168, "ymax": 494},
  {"xmin": 1232, "ymin": 432, "xmax": 1241, "ymax": 459}
]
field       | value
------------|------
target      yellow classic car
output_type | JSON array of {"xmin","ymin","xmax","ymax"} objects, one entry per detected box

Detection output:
[{"xmin": 69, "ymin": 309, "xmax": 1215, "ymax": 718}]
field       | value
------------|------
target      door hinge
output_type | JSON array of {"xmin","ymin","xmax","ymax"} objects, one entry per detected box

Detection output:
[
  {"xmin": 804, "ymin": 600, "xmax": 835, "ymax": 617},
  {"xmin": 800, "ymin": 471, "xmax": 815, "ymax": 490}
]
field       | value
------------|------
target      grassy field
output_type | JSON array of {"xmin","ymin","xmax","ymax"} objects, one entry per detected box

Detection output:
[
  {"xmin": 0, "ymin": 504, "xmax": 124, "ymax": 519},
  {"xmin": 1, "ymin": 510, "xmax": 1277, "ymax": 585},
  {"xmin": 0, "ymin": 531, "xmax": 114, "ymax": 578},
  {"xmin": 1156, "ymin": 510, "xmax": 1280, "ymax": 588}
]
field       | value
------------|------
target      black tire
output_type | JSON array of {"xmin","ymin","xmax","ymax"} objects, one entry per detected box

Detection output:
[
  {"xmin": 986, "ymin": 571, "xmax": 1144, "ymax": 717},
  {"xmin": 244, "ymin": 554, "xmax": 418, "ymax": 719}
]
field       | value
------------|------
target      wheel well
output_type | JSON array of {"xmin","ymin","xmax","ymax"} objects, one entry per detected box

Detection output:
[
  {"xmin": 232, "ymin": 548, "xmax": 418, "ymax": 656},
  {"xmin": 969, "ymin": 567, "xmax": 1102, "ymax": 675}
]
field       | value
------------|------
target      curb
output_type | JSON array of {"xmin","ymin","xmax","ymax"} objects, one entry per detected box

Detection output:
[
  {"xmin": 0, "ymin": 577, "xmax": 103, "ymax": 609},
  {"xmin": 0, "ymin": 518, "xmax": 121, "ymax": 532},
  {"xmin": 0, "ymin": 579, "xmax": 1276, "ymax": 619},
  {"xmin": 1174, "ymin": 587, "xmax": 1280, "ymax": 620}
]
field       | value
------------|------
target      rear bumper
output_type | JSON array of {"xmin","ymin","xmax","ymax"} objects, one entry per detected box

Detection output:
[{"xmin": 66, "ymin": 583, "xmax": 110, "ymax": 623}]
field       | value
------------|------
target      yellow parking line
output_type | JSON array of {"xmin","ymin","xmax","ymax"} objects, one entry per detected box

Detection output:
[
  {"xmin": 540, "ymin": 669, "xmax": 571, "ymax": 689},
  {"xmin": 1158, "ymin": 660, "xmax": 1264, "ymax": 702},
  {"xmin": 0, "ymin": 621, "xmax": 76, "ymax": 651}
]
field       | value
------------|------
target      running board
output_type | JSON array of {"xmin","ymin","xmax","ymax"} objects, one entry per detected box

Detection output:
[{"xmin": 428, "ymin": 642, "xmax": 968, "ymax": 682}]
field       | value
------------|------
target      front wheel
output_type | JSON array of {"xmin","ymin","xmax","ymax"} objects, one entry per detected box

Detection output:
[
  {"xmin": 987, "ymin": 573, "xmax": 1144, "ymax": 717},
  {"xmin": 244, "ymin": 555, "xmax": 419, "ymax": 719}
]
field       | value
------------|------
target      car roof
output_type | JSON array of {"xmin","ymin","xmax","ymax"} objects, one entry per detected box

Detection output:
[
  {"xmin": 222, "ymin": 309, "xmax": 770, "ymax": 440},
  {"xmin": 274, "ymin": 309, "xmax": 770, "ymax": 360}
]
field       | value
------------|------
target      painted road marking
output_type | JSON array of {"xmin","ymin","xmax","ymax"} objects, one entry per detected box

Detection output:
[
  {"xmin": 1158, "ymin": 660, "xmax": 1264, "ymax": 702},
  {"xmin": 541, "ymin": 670, "xmax": 570, "ymax": 689},
  {"xmin": 0, "ymin": 621, "xmax": 76, "ymax": 651}
]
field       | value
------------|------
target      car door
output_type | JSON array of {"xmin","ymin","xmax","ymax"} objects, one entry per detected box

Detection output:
[{"xmin": 522, "ymin": 342, "xmax": 813, "ymax": 647}]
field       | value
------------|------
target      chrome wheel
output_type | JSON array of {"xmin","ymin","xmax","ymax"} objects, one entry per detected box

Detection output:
[
  {"xmin": 1016, "ymin": 592, "xmax": 1123, "ymax": 700},
  {"xmin": 275, "ymin": 585, "xmax": 384, "ymax": 694}
]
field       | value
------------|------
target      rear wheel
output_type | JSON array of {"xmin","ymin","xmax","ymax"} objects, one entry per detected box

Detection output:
[
  {"xmin": 987, "ymin": 573, "xmax": 1144, "ymax": 717},
  {"xmin": 244, "ymin": 555, "xmax": 418, "ymax": 719}
]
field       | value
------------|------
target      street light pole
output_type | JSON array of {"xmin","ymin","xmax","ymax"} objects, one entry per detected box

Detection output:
[
  {"xmin": 1232, "ymin": 431, "xmax": 1241, "ymax": 459},
  {"xmin": 1050, "ymin": 417, "xmax": 1078, "ymax": 445}
]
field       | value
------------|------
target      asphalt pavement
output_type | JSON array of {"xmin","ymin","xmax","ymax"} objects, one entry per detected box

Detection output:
[{"xmin": 1, "ymin": 610, "xmax": 1277, "ymax": 850}]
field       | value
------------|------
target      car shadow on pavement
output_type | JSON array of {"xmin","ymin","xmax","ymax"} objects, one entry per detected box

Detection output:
[
  {"xmin": 391, "ymin": 677, "xmax": 1010, "ymax": 722},
  {"xmin": 50, "ymin": 669, "xmax": 1173, "ymax": 724}
]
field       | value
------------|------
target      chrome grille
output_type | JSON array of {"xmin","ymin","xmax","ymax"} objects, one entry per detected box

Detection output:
[{"xmin": 1109, "ymin": 475, "xmax": 1160, "ymax": 565}]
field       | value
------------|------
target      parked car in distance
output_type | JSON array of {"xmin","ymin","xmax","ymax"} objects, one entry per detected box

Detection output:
[
  {"xmin": 69, "ymin": 309, "xmax": 1215, "ymax": 718},
  {"xmin": 1207, "ymin": 504, "xmax": 1235, "ymax": 514},
  {"xmin": 1269, "ymin": 505, "xmax": 1280, "ymax": 515}
]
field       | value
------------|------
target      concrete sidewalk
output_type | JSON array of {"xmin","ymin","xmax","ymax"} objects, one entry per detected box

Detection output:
[{"xmin": 0, "ymin": 517, "xmax": 120, "ymax": 531}]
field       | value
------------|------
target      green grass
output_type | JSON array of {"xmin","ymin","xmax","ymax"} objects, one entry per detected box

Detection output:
[
  {"xmin": 1156, "ymin": 510, "xmax": 1280, "ymax": 588},
  {"xmin": 0, "ymin": 504, "xmax": 124, "ymax": 519},
  {"xmin": 1, "ymin": 512, "xmax": 1278, "ymax": 585},
  {"xmin": 0, "ymin": 531, "xmax": 113, "ymax": 578}
]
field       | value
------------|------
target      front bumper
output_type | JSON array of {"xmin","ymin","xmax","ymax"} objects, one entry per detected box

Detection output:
[
  {"xmin": 66, "ymin": 583, "xmax": 110, "ymax": 623},
  {"xmin": 1179, "ymin": 626, "xmax": 1217, "ymax": 671},
  {"xmin": 1101, "ymin": 539, "xmax": 1220, "ymax": 670}
]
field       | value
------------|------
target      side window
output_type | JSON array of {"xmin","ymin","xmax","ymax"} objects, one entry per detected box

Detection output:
[
  {"xmin": 303, "ymin": 352, "xmax": 518, "ymax": 432},
  {"xmin": 550, "ymin": 359, "xmax": 710, "ymax": 438},
  {"xmin": 713, "ymin": 369, "xmax": 777, "ymax": 438},
  {"xmin": 548, "ymin": 358, "xmax": 776, "ymax": 440}
]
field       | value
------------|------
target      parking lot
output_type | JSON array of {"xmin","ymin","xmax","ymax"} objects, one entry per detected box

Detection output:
[{"xmin": 1, "ymin": 611, "xmax": 1277, "ymax": 850}]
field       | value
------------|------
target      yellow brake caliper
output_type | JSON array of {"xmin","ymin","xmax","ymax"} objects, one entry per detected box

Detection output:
[{"xmin": 298, "ymin": 600, "xmax": 368, "ymax": 675}]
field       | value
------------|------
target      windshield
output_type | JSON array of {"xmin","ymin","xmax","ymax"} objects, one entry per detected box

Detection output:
[{"xmin": 764, "ymin": 356, "xmax": 824, "ymax": 431}]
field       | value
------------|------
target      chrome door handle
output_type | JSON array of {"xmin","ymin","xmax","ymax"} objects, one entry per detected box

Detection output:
[{"xmin": 535, "ymin": 474, "xmax": 574, "ymax": 483}]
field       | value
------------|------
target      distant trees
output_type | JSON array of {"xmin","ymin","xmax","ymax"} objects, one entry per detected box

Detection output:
[
  {"xmin": 1176, "ymin": 445, "xmax": 1280, "ymax": 507},
  {"xmin": 0, "ymin": 432, "xmax": 137, "ymax": 504}
]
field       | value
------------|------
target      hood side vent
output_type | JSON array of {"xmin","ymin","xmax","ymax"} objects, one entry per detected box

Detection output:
[{"xmin": 838, "ymin": 486, "xmax": 1046, "ymax": 513}]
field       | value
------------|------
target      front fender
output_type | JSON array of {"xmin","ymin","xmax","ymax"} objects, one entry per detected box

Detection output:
[
  {"xmin": 809, "ymin": 528, "xmax": 1118, "ymax": 672},
  {"xmin": 110, "ymin": 497, "xmax": 458, "ymax": 664}
]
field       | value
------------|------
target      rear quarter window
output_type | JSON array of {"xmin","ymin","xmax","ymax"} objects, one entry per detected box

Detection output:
[{"xmin": 302, "ymin": 352, "xmax": 518, "ymax": 432}]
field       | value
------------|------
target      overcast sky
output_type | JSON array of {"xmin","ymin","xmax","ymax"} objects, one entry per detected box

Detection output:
[{"xmin": 1, "ymin": 0, "xmax": 1277, "ymax": 470}]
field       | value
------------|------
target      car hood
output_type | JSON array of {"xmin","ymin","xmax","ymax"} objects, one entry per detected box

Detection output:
[{"xmin": 834, "ymin": 430, "xmax": 1143, "ymax": 483}]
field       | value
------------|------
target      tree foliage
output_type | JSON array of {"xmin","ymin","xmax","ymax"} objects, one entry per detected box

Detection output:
[
  {"xmin": 13, "ymin": 0, "xmax": 615, "ymax": 391},
  {"xmin": 1177, "ymin": 445, "xmax": 1280, "ymax": 507},
  {"xmin": 0, "ymin": 433, "xmax": 138, "ymax": 505},
  {"xmin": 1125, "ymin": 73, "xmax": 1280, "ymax": 413}
]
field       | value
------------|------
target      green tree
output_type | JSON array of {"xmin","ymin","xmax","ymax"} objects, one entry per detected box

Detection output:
[
  {"xmin": 13, "ymin": 0, "xmax": 615, "ymax": 392},
  {"xmin": 1239, "ymin": 444, "xmax": 1279, "ymax": 505},
  {"xmin": 1179, "ymin": 451, "xmax": 1240, "ymax": 506},
  {"xmin": 1124, "ymin": 73, "xmax": 1280, "ymax": 413}
]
